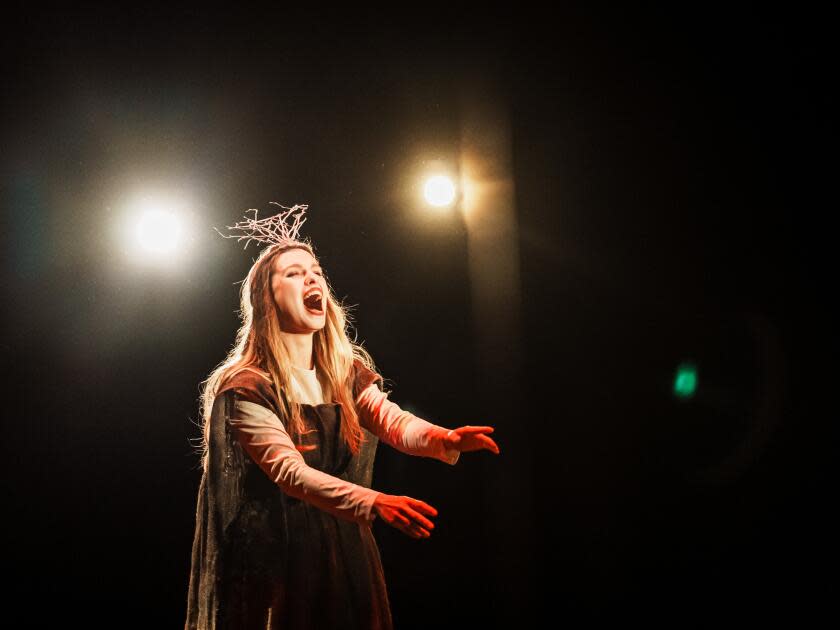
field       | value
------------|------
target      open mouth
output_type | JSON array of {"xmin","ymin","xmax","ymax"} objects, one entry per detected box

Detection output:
[{"xmin": 303, "ymin": 293, "xmax": 324, "ymax": 315}]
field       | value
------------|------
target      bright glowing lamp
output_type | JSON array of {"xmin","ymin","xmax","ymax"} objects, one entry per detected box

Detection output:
[
  {"xmin": 136, "ymin": 208, "xmax": 183, "ymax": 255},
  {"xmin": 423, "ymin": 175, "xmax": 457, "ymax": 207}
]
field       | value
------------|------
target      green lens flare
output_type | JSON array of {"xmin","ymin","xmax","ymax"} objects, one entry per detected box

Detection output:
[{"xmin": 673, "ymin": 362, "xmax": 698, "ymax": 399}]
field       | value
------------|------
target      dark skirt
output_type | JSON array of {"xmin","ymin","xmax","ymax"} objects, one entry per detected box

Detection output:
[
  {"xmin": 218, "ymin": 490, "xmax": 392, "ymax": 629},
  {"xmin": 186, "ymin": 364, "xmax": 393, "ymax": 630}
]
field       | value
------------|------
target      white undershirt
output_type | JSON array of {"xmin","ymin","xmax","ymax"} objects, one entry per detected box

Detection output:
[{"xmin": 290, "ymin": 365, "xmax": 326, "ymax": 405}]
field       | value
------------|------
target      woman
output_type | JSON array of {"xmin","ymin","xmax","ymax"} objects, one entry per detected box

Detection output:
[{"xmin": 185, "ymin": 206, "xmax": 500, "ymax": 629}]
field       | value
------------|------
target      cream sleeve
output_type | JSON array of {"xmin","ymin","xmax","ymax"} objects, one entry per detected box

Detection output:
[
  {"xmin": 229, "ymin": 399, "xmax": 382, "ymax": 526},
  {"xmin": 355, "ymin": 383, "xmax": 461, "ymax": 465}
]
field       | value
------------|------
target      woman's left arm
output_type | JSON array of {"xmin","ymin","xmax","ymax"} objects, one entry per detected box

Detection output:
[{"xmin": 355, "ymin": 383, "xmax": 500, "ymax": 464}]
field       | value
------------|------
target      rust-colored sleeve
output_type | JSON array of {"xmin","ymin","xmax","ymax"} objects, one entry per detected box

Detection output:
[
  {"xmin": 351, "ymin": 358, "xmax": 385, "ymax": 399},
  {"xmin": 218, "ymin": 367, "xmax": 284, "ymax": 417}
]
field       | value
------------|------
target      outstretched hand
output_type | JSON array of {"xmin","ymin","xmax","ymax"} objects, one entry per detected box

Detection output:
[
  {"xmin": 373, "ymin": 494, "xmax": 437, "ymax": 539},
  {"xmin": 444, "ymin": 426, "xmax": 500, "ymax": 455}
]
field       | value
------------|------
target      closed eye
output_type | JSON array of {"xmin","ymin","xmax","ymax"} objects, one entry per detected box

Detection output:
[{"xmin": 284, "ymin": 266, "xmax": 323, "ymax": 277}]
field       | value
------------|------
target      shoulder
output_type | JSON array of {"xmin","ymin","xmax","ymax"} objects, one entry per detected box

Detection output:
[
  {"xmin": 351, "ymin": 357, "xmax": 385, "ymax": 400},
  {"xmin": 218, "ymin": 366, "xmax": 272, "ymax": 391},
  {"xmin": 218, "ymin": 367, "xmax": 281, "ymax": 412}
]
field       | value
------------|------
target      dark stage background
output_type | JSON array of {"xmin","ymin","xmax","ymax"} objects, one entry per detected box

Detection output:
[{"xmin": 2, "ymin": 7, "xmax": 833, "ymax": 628}]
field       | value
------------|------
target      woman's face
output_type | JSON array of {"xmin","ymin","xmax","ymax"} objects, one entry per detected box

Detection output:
[{"xmin": 270, "ymin": 248, "xmax": 327, "ymax": 333}]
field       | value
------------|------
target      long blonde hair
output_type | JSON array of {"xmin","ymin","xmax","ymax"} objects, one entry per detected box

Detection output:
[{"xmin": 198, "ymin": 242, "xmax": 377, "ymax": 470}]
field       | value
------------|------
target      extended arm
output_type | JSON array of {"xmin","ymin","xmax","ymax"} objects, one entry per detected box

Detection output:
[
  {"xmin": 355, "ymin": 383, "xmax": 461, "ymax": 465},
  {"xmin": 229, "ymin": 398, "xmax": 382, "ymax": 526}
]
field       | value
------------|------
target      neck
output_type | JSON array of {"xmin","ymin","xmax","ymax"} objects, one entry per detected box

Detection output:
[{"xmin": 279, "ymin": 331, "xmax": 315, "ymax": 370}]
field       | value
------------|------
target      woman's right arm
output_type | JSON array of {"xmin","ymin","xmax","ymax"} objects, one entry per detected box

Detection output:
[
  {"xmin": 229, "ymin": 398, "xmax": 437, "ymax": 537},
  {"xmin": 229, "ymin": 398, "xmax": 382, "ymax": 526}
]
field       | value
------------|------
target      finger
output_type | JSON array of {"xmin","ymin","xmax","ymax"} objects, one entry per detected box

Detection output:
[
  {"xmin": 457, "ymin": 426, "xmax": 494, "ymax": 434},
  {"xmin": 409, "ymin": 499, "xmax": 438, "ymax": 518},
  {"xmin": 391, "ymin": 512, "xmax": 431, "ymax": 538},
  {"xmin": 398, "ymin": 515, "xmax": 429, "ymax": 539},
  {"xmin": 402, "ymin": 506, "xmax": 435, "ymax": 531},
  {"xmin": 409, "ymin": 522, "xmax": 431, "ymax": 538},
  {"xmin": 479, "ymin": 435, "xmax": 500, "ymax": 453}
]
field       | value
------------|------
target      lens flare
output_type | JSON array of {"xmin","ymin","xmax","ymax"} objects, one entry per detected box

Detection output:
[{"xmin": 673, "ymin": 362, "xmax": 699, "ymax": 399}]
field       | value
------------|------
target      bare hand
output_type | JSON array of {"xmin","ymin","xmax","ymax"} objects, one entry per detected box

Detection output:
[
  {"xmin": 372, "ymin": 494, "xmax": 437, "ymax": 539},
  {"xmin": 444, "ymin": 425, "xmax": 500, "ymax": 455}
]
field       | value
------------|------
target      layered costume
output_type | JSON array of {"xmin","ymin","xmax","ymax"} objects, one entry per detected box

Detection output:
[{"xmin": 185, "ymin": 358, "xmax": 459, "ymax": 629}]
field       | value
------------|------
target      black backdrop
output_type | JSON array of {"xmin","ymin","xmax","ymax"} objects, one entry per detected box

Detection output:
[{"xmin": 2, "ymin": 6, "xmax": 833, "ymax": 627}]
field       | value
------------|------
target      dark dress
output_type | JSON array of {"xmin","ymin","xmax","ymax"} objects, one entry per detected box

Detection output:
[{"xmin": 185, "ymin": 359, "xmax": 393, "ymax": 629}]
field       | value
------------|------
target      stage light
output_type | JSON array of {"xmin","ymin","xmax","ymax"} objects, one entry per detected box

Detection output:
[
  {"xmin": 136, "ymin": 207, "xmax": 183, "ymax": 255},
  {"xmin": 115, "ymin": 191, "xmax": 195, "ymax": 268},
  {"xmin": 423, "ymin": 175, "xmax": 457, "ymax": 207}
]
